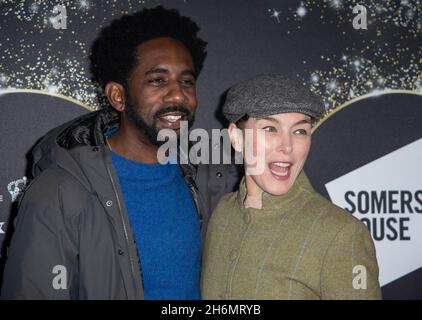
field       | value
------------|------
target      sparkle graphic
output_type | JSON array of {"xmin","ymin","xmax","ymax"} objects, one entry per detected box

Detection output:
[
  {"xmin": 308, "ymin": 48, "xmax": 421, "ymax": 115},
  {"xmin": 311, "ymin": 73, "xmax": 320, "ymax": 83},
  {"xmin": 0, "ymin": 73, "xmax": 8, "ymax": 85},
  {"xmin": 78, "ymin": 0, "xmax": 91, "ymax": 11},
  {"xmin": 296, "ymin": 5, "xmax": 307, "ymax": 18},
  {"xmin": 0, "ymin": 0, "xmax": 150, "ymax": 110},
  {"xmin": 329, "ymin": 0, "xmax": 344, "ymax": 10},
  {"xmin": 269, "ymin": 8, "xmax": 281, "ymax": 23},
  {"xmin": 269, "ymin": 0, "xmax": 422, "ymax": 119},
  {"xmin": 29, "ymin": 3, "xmax": 40, "ymax": 13},
  {"xmin": 293, "ymin": 0, "xmax": 422, "ymax": 38}
]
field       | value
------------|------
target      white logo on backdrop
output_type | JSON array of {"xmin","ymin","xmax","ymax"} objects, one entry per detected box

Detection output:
[
  {"xmin": 7, "ymin": 176, "xmax": 28, "ymax": 202},
  {"xmin": 325, "ymin": 138, "xmax": 422, "ymax": 286}
]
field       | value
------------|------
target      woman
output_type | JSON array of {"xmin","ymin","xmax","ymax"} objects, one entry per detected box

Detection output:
[{"xmin": 201, "ymin": 74, "xmax": 381, "ymax": 300}]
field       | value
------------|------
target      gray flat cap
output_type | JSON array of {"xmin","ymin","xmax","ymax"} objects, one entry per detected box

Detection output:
[{"xmin": 222, "ymin": 74, "xmax": 325, "ymax": 123}]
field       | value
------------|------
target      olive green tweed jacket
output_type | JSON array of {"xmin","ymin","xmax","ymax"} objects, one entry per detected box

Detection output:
[{"xmin": 201, "ymin": 172, "xmax": 382, "ymax": 300}]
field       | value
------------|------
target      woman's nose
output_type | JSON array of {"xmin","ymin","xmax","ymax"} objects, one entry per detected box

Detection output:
[{"xmin": 276, "ymin": 134, "xmax": 293, "ymax": 154}]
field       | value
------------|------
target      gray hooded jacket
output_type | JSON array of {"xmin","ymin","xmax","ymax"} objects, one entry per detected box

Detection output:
[{"xmin": 1, "ymin": 107, "xmax": 238, "ymax": 299}]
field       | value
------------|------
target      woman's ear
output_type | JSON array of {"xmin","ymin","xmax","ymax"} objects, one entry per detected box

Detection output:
[
  {"xmin": 228, "ymin": 123, "xmax": 243, "ymax": 153},
  {"xmin": 105, "ymin": 81, "xmax": 126, "ymax": 112}
]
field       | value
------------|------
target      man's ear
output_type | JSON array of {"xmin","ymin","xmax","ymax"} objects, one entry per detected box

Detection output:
[
  {"xmin": 105, "ymin": 82, "xmax": 126, "ymax": 112},
  {"xmin": 228, "ymin": 122, "xmax": 243, "ymax": 153}
]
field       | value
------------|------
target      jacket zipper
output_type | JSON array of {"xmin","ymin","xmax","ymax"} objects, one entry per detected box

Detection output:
[
  {"xmin": 103, "ymin": 151, "xmax": 139, "ymax": 298},
  {"xmin": 187, "ymin": 180, "xmax": 203, "ymax": 227}
]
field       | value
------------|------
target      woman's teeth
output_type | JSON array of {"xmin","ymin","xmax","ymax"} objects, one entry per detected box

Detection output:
[
  {"xmin": 270, "ymin": 162, "xmax": 291, "ymax": 177},
  {"xmin": 272, "ymin": 162, "xmax": 290, "ymax": 168}
]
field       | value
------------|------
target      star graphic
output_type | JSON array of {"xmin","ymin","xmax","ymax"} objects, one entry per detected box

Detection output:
[{"xmin": 270, "ymin": 9, "xmax": 281, "ymax": 23}]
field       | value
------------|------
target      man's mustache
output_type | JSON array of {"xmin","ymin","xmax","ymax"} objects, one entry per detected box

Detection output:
[{"xmin": 154, "ymin": 105, "xmax": 192, "ymax": 119}]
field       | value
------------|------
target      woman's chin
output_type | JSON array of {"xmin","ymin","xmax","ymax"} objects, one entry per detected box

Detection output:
[{"xmin": 262, "ymin": 180, "xmax": 293, "ymax": 196}]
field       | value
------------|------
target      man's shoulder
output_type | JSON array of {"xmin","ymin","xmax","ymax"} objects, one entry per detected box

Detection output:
[{"xmin": 21, "ymin": 167, "xmax": 90, "ymax": 210}]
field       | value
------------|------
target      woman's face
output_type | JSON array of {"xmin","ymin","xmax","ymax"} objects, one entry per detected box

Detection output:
[{"xmin": 230, "ymin": 112, "xmax": 312, "ymax": 196}]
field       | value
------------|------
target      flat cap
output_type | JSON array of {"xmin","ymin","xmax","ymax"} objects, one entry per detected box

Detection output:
[{"xmin": 222, "ymin": 74, "xmax": 325, "ymax": 123}]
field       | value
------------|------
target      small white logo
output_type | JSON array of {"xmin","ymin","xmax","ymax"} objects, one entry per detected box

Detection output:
[
  {"xmin": 0, "ymin": 222, "xmax": 5, "ymax": 234},
  {"xmin": 7, "ymin": 176, "xmax": 28, "ymax": 202},
  {"xmin": 352, "ymin": 4, "xmax": 368, "ymax": 30},
  {"xmin": 52, "ymin": 265, "xmax": 67, "ymax": 290}
]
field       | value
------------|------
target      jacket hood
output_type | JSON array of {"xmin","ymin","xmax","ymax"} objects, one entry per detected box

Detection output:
[
  {"xmin": 31, "ymin": 107, "xmax": 119, "ymax": 192},
  {"xmin": 30, "ymin": 107, "xmax": 196, "ymax": 192}
]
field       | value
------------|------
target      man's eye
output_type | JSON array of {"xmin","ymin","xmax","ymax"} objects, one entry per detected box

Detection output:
[
  {"xmin": 149, "ymin": 78, "xmax": 165, "ymax": 85},
  {"xmin": 262, "ymin": 126, "xmax": 276, "ymax": 132},
  {"xmin": 181, "ymin": 79, "xmax": 195, "ymax": 87}
]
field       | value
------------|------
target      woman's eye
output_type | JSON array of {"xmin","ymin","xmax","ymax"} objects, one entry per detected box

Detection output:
[
  {"xmin": 294, "ymin": 129, "xmax": 309, "ymax": 135},
  {"xmin": 262, "ymin": 126, "xmax": 276, "ymax": 132}
]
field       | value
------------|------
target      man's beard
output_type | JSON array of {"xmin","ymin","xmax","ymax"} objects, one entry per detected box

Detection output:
[{"xmin": 125, "ymin": 100, "xmax": 195, "ymax": 147}]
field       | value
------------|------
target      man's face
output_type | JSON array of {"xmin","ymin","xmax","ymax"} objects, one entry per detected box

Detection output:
[{"xmin": 124, "ymin": 37, "xmax": 197, "ymax": 146}]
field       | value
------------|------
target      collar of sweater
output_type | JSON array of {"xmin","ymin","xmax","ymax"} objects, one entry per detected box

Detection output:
[{"xmin": 237, "ymin": 171, "xmax": 314, "ymax": 211}]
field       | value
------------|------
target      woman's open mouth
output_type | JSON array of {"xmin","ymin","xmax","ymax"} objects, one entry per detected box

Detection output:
[{"xmin": 269, "ymin": 161, "xmax": 291, "ymax": 181}]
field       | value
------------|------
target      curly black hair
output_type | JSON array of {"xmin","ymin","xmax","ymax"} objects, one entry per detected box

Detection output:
[{"xmin": 90, "ymin": 6, "xmax": 207, "ymax": 90}]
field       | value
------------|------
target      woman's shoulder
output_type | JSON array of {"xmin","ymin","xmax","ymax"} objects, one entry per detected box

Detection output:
[
  {"xmin": 294, "ymin": 173, "xmax": 358, "ymax": 225},
  {"xmin": 209, "ymin": 191, "xmax": 240, "ymax": 222},
  {"xmin": 214, "ymin": 191, "xmax": 239, "ymax": 211},
  {"xmin": 300, "ymin": 188, "xmax": 364, "ymax": 234}
]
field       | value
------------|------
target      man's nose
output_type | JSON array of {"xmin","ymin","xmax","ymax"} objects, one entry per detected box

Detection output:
[{"xmin": 163, "ymin": 81, "xmax": 186, "ymax": 105}]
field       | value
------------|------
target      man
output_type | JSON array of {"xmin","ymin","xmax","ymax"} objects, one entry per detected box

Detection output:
[{"xmin": 1, "ymin": 6, "xmax": 237, "ymax": 299}]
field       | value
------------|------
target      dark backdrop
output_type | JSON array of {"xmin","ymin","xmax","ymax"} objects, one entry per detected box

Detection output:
[{"xmin": 0, "ymin": 0, "xmax": 421, "ymax": 299}]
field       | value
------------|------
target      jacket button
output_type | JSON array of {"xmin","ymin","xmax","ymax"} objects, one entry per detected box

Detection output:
[
  {"xmin": 106, "ymin": 200, "xmax": 113, "ymax": 207},
  {"xmin": 118, "ymin": 249, "xmax": 124, "ymax": 255},
  {"xmin": 216, "ymin": 172, "xmax": 223, "ymax": 178}
]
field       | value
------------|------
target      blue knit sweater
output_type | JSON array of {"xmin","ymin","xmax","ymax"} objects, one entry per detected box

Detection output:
[{"xmin": 110, "ymin": 150, "xmax": 201, "ymax": 300}]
